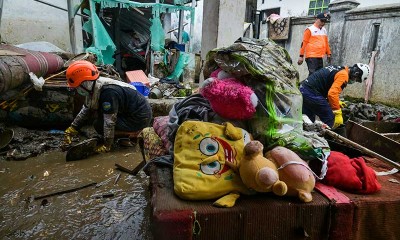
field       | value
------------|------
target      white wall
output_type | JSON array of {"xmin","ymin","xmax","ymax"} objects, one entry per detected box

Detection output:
[
  {"xmin": 258, "ymin": 0, "xmax": 308, "ymax": 17},
  {"xmin": 0, "ymin": 0, "xmax": 83, "ymax": 52},
  {"xmin": 257, "ymin": 0, "xmax": 400, "ymax": 17},
  {"xmin": 201, "ymin": 0, "xmax": 246, "ymax": 59},
  {"xmin": 217, "ymin": 0, "xmax": 246, "ymax": 47}
]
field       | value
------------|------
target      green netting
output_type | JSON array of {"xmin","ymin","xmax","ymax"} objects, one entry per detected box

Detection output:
[
  {"xmin": 86, "ymin": 0, "xmax": 195, "ymax": 61},
  {"xmin": 150, "ymin": 15, "xmax": 165, "ymax": 52},
  {"xmin": 84, "ymin": 2, "xmax": 116, "ymax": 64},
  {"xmin": 167, "ymin": 52, "xmax": 190, "ymax": 80}
]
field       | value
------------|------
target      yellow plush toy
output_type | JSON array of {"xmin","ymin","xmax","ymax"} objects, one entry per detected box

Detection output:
[
  {"xmin": 265, "ymin": 146, "xmax": 316, "ymax": 202},
  {"xmin": 226, "ymin": 140, "xmax": 287, "ymax": 196},
  {"xmin": 173, "ymin": 121, "xmax": 253, "ymax": 208}
]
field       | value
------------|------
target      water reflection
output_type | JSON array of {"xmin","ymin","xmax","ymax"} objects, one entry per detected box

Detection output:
[{"xmin": 0, "ymin": 148, "xmax": 152, "ymax": 239}]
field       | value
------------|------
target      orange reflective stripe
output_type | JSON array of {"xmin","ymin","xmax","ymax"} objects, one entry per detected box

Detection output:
[{"xmin": 328, "ymin": 67, "xmax": 349, "ymax": 110}]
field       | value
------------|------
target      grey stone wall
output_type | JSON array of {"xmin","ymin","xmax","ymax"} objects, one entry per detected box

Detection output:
[{"xmin": 284, "ymin": 1, "xmax": 400, "ymax": 107}]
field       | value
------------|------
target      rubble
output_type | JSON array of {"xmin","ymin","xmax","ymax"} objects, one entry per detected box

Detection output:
[{"xmin": 342, "ymin": 101, "xmax": 400, "ymax": 122}]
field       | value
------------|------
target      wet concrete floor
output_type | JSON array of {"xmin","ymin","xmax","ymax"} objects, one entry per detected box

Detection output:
[{"xmin": 0, "ymin": 146, "xmax": 153, "ymax": 239}]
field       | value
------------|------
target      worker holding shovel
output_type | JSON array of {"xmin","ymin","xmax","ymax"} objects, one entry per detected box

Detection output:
[
  {"xmin": 300, "ymin": 63, "xmax": 370, "ymax": 129},
  {"xmin": 64, "ymin": 60, "xmax": 152, "ymax": 153}
]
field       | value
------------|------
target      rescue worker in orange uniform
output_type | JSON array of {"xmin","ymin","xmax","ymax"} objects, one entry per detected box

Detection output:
[
  {"xmin": 300, "ymin": 63, "xmax": 370, "ymax": 129},
  {"xmin": 63, "ymin": 60, "xmax": 152, "ymax": 153},
  {"xmin": 298, "ymin": 12, "xmax": 332, "ymax": 76}
]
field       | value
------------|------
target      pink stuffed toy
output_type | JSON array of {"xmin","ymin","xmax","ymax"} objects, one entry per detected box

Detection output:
[
  {"xmin": 265, "ymin": 146, "xmax": 316, "ymax": 202},
  {"xmin": 200, "ymin": 69, "xmax": 258, "ymax": 120}
]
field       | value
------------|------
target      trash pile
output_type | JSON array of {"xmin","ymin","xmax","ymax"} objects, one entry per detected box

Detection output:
[{"xmin": 141, "ymin": 38, "xmax": 399, "ymax": 208}]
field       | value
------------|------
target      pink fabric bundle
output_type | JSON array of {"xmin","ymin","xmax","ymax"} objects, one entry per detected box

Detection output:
[
  {"xmin": 200, "ymin": 69, "xmax": 257, "ymax": 120},
  {"xmin": 323, "ymin": 151, "xmax": 381, "ymax": 194}
]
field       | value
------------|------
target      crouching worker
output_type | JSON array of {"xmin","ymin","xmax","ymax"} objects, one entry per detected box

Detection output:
[
  {"xmin": 64, "ymin": 60, "xmax": 152, "ymax": 153},
  {"xmin": 300, "ymin": 63, "xmax": 370, "ymax": 129}
]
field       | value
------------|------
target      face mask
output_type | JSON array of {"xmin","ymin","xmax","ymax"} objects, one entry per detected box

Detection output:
[{"xmin": 76, "ymin": 87, "xmax": 89, "ymax": 96}]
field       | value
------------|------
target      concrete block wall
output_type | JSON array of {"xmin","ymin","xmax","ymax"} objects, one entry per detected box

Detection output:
[{"xmin": 284, "ymin": 1, "xmax": 400, "ymax": 107}]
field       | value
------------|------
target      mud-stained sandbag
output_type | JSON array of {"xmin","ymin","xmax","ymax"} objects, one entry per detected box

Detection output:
[{"xmin": 0, "ymin": 44, "xmax": 64, "ymax": 93}]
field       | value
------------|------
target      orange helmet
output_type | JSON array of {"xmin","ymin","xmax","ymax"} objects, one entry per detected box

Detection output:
[{"xmin": 66, "ymin": 60, "xmax": 99, "ymax": 88}]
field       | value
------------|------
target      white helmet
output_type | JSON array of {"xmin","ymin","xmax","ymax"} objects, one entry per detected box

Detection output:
[{"xmin": 356, "ymin": 63, "xmax": 370, "ymax": 81}]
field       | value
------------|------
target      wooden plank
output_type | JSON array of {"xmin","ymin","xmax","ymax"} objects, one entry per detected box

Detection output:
[
  {"xmin": 0, "ymin": 49, "xmax": 24, "ymax": 56},
  {"xmin": 346, "ymin": 120, "xmax": 400, "ymax": 162}
]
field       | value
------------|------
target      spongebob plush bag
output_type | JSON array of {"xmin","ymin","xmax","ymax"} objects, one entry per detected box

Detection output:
[{"xmin": 173, "ymin": 120, "xmax": 252, "ymax": 201}]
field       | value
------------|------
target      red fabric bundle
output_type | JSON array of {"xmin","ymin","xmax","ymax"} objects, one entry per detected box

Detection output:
[{"xmin": 323, "ymin": 151, "xmax": 381, "ymax": 194}]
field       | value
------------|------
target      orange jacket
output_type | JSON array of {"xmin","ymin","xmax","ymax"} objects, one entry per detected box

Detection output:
[
  {"xmin": 299, "ymin": 24, "xmax": 331, "ymax": 58},
  {"xmin": 328, "ymin": 67, "xmax": 349, "ymax": 110}
]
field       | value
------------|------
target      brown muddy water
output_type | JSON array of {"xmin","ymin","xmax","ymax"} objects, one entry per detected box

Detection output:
[{"xmin": 0, "ymin": 146, "xmax": 153, "ymax": 239}]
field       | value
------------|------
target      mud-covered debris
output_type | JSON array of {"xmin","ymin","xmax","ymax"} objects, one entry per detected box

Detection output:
[
  {"xmin": 342, "ymin": 102, "xmax": 400, "ymax": 122},
  {"xmin": 0, "ymin": 124, "xmax": 99, "ymax": 161}
]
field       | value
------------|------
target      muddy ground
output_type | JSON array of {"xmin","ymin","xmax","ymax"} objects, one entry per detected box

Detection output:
[{"xmin": 0, "ymin": 125, "xmax": 153, "ymax": 240}]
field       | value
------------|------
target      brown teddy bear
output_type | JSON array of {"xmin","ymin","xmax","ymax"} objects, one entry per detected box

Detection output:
[
  {"xmin": 265, "ymin": 146, "xmax": 315, "ymax": 202},
  {"xmin": 226, "ymin": 140, "xmax": 287, "ymax": 196}
]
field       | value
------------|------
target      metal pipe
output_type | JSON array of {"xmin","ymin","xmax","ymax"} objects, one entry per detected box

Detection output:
[
  {"xmin": 178, "ymin": 10, "xmax": 184, "ymax": 45},
  {"xmin": 188, "ymin": 0, "xmax": 196, "ymax": 52},
  {"xmin": 67, "ymin": 0, "xmax": 77, "ymax": 54},
  {"xmin": 0, "ymin": 0, "xmax": 4, "ymax": 41},
  {"xmin": 33, "ymin": 0, "xmax": 86, "ymax": 18}
]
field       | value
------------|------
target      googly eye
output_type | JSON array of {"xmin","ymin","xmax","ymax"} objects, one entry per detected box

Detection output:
[
  {"xmin": 200, "ymin": 160, "xmax": 221, "ymax": 175},
  {"xmin": 199, "ymin": 137, "xmax": 219, "ymax": 156}
]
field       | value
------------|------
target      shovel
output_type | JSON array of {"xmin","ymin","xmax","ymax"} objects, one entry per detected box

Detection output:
[{"xmin": 65, "ymin": 138, "xmax": 98, "ymax": 161}]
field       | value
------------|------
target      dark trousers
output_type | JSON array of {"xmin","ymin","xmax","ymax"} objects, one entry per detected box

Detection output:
[
  {"xmin": 300, "ymin": 84, "xmax": 334, "ymax": 127},
  {"xmin": 305, "ymin": 58, "xmax": 323, "ymax": 76}
]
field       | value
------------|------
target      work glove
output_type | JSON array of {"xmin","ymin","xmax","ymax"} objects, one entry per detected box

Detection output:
[
  {"xmin": 339, "ymin": 100, "xmax": 347, "ymax": 108},
  {"xmin": 95, "ymin": 138, "xmax": 113, "ymax": 153},
  {"xmin": 95, "ymin": 144, "xmax": 111, "ymax": 153},
  {"xmin": 64, "ymin": 126, "xmax": 79, "ymax": 145},
  {"xmin": 333, "ymin": 109, "xmax": 344, "ymax": 129}
]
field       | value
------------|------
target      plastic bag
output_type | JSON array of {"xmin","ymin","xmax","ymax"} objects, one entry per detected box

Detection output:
[{"xmin": 204, "ymin": 37, "xmax": 302, "ymax": 146}]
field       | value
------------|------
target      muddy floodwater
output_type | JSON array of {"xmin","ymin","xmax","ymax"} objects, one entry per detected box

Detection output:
[{"xmin": 0, "ymin": 146, "xmax": 153, "ymax": 239}]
